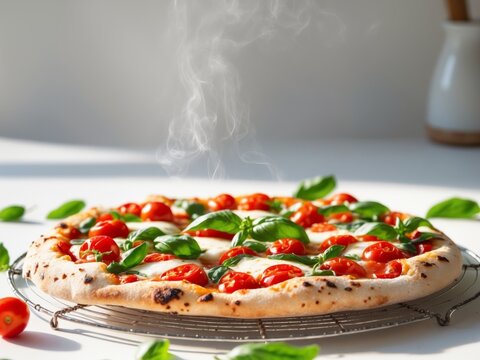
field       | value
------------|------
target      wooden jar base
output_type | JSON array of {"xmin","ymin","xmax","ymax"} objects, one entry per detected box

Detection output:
[{"xmin": 426, "ymin": 125, "xmax": 480, "ymax": 146}]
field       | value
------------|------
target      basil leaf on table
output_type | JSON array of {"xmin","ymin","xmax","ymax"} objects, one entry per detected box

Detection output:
[
  {"xmin": 47, "ymin": 200, "xmax": 86, "ymax": 220},
  {"xmin": 317, "ymin": 204, "xmax": 349, "ymax": 217},
  {"xmin": 427, "ymin": 197, "xmax": 480, "ymax": 219},
  {"xmin": 267, "ymin": 254, "xmax": 318, "ymax": 266},
  {"xmin": 154, "ymin": 234, "xmax": 202, "ymax": 259},
  {"xmin": 0, "ymin": 242, "xmax": 10, "ymax": 271},
  {"xmin": 403, "ymin": 216, "xmax": 435, "ymax": 233},
  {"xmin": 215, "ymin": 342, "xmax": 319, "ymax": 360},
  {"xmin": 0, "ymin": 205, "xmax": 25, "ymax": 222},
  {"xmin": 207, "ymin": 265, "xmax": 230, "ymax": 283},
  {"xmin": 79, "ymin": 217, "xmax": 96, "ymax": 234},
  {"xmin": 349, "ymin": 201, "xmax": 389, "ymax": 219},
  {"xmin": 293, "ymin": 175, "xmax": 336, "ymax": 200},
  {"xmin": 174, "ymin": 199, "xmax": 205, "ymax": 219},
  {"xmin": 107, "ymin": 242, "xmax": 148, "ymax": 274},
  {"xmin": 242, "ymin": 240, "xmax": 269, "ymax": 253},
  {"xmin": 185, "ymin": 210, "xmax": 243, "ymax": 234},
  {"xmin": 251, "ymin": 216, "xmax": 309, "ymax": 244},
  {"xmin": 355, "ymin": 222, "xmax": 398, "ymax": 241},
  {"xmin": 135, "ymin": 339, "xmax": 172, "ymax": 360}
]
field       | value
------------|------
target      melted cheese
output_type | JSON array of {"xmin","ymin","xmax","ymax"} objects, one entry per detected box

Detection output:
[
  {"xmin": 343, "ymin": 241, "xmax": 372, "ymax": 258},
  {"xmin": 126, "ymin": 221, "xmax": 180, "ymax": 234},
  {"xmin": 131, "ymin": 259, "xmax": 202, "ymax": 278},
  {"xmin": 233, "ymin": 210, "xmax": 276, "ymax": 219},
  {"xmin": 193, "ymin": 236, "xmax": 231, "ymax": 263},
  {"xmin": 306, "ymin": 229, "xmax": 353, "ymax": 245},
  {"xmin": 230, "ymin": 257, "xmax": 312, "ymax": 278}
]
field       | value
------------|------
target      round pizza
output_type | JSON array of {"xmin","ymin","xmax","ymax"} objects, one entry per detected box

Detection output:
[{"xmin": 23, "ymin": 177, "xmax": 463, "ymax": 318}]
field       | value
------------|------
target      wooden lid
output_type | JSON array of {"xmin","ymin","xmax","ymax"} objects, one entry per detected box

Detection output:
[{"xmin": 426, "ymin": 125, "xmax": 480, "ymax": 146}]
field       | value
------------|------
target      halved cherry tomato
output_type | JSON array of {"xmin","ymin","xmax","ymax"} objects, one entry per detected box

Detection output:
[
  {"xmin": 380, "ymin": 211, "xmax": 408, "ymax": 226},
  {"xmin": 208, "ymin": 194, "xmax": 237, "ymax": 211},
  {"xmin": 57, "ymin": 241, "xmax": 77, "ymax": 261},
  {"xmin": 141, "ymin": 202, "xmax": 174, "ymax": 222},
  {"xmin": 362, "ymin": 241, "xmax": 405, "ymax": 263},
  {"xmin": 310, "ymin": 223, "xmax": 337, "ymax": 233},
  {"xmin": 218, "ymin": 272, "xmax": 259, "ymax": 293},
  {"xmin": 79, "ymin": 236, "xmax": 121, "ymax": 264},
  {"xmin": 186, "ymin": 229, "xmax": 234, "ymax": 240},
  {"xmin": 266, "ymin": 238, "xmax": 305, "ymax": 256},
  {"xmin": 55, "ymin": 224, "xmax": 82, "ymax": 240},
  {"xmin": 319, "ymin": 234, "xmax": 358, "ymax": 252},
  {"xmin": 120, "ymin": 274, "xmax": 139, "ymax": 284},
  {"xmin": 0, "ymin": 297, "xmax": 30, "ymax": 338},
  {"xmin": 260, "ymin": 264, "xmax": 304, "ymax": 287},
  {"xmin": 160, "ymin": 264, "xmax": 208, "ymax": 286},
  {"xmin": 415, "ymin": 241, "xmax": 433, "ymax": 255},
  {"xmin": 143, "ymin": 253, "xmax": 177, "ymax": 263},
  {"xmin": 373, "ymin": 260, "xmax": 403, "ymax": 279},
  {"xmin": 290, "ymin": 202, "xmax": 324, "ymax": 228},
  {"xmin": 219, "ymin": 246, "xmax": 257, "ymax": 265},
  {"xmin": 237, "ymin": 193, "xmax": 271, "ymax": 211},
  {"xmin": 319, "ymin": 257, "xmax": 366, "ymax": 278},
  {"xmin": 97, "ymin": 213, "xmax": 114, "ymax": 222},
  {"xmin": 357, "ymin": 235, "xmax": 381, "ymax": 242},
  {"xmin": 328, "ymin": 212, "xmax": 354, "ymax": 223},
  {"xmin": 326, "ymin": 193, "xmax": 358, "ymax": 205},
  {"xmin": 118, "ymin": 202, "xmax": 142, "ymax": 217},
  {"xmin": 89, "ymin": 219, "xmax": 129, "ymax": 238}
]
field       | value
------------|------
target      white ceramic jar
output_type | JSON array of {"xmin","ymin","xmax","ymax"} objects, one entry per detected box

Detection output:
[{"xmin": 427, "ymin": 21, "xmax": 480, "ymax": 145}]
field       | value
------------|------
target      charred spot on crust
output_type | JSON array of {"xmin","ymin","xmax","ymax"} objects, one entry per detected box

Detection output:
[
  {"xmin": 59, "ymin": 222, "xmax": 68, "ymax": 229},
  {"xmin": 421, "ymin": 273, "xmax": 427, "ymax": 278},
  {"xmin": 62, "ymin": 274, "xmax": 67, "ymax": 279},
  {"xmin": 153, "ymin": 287, "xmax": 184, "ymax": 305},
  {"xmin": 40, "ymin": 273, "xmax": 45, "ymax": 280},
  {"xmin": 301, "ymin": 303, "xmax": 306, "ymax": 307},
  {"xmin": 54, "ymin": 277, "xmax": 59, "ymax": 282},
  {"xmin": 350, "ymin": 281, "xmax": 361, "ymax": 287},
  {"xmin": 184, "ymin": 302, "xmax": 190, "ymax": 307},
  {"xmin": 438, "ymin": 256, "xmax": 449, "ymax": 262},
  {"xmin": 344, "ymin": 287, "xmax": 353, "ymax": 292},
  {"xmin": 234, "ymin": 300, "xmax": 241, "ymax": 306},
  {"xmin": 78, "ymin": 268, "xmax": 85, "ymax": 272},
  {"xmin": 34, "ymin": 263, "xmax": 39, "ymax": 274},
  {"xmin": 326, "ymin": 281, "xmax": 337, "ymax": 288},
  {"xmin": 84, "ymin": 275, "xmax": 94, "ymax": 284},
  {"xmin": 198, "ymin": 293, "xmax": 214, "ymax": 302},
  {"xmin": 43, "ymin": 264, "xmax": 49, "ymax": 268},
  {"xmin": 25, "ymin": 270, "xmax": 31, "ymax": 278},
  {"xmin": 302, "ymin": 281, "xmax": 313, "ymax": 287},
  {"xmin": 422, "ymin": 262, "xmax": 435, "ymax": 267}
]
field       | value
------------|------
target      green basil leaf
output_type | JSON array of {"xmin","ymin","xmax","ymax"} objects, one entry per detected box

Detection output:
[
  {"xmin": 107, "ymin": 262, "xmax": 126, "ymax": 274},
  {"xmin": 344, "ymin": 254, "xmax": 361, "ymax": 261},
  {"xmin": 0, "ymin": 205, "xmax": 25, "ymax": 222},
  {"xmin": 123, "ymin": 213, "xmax": 142, "ymax": 222},
  {"xmin": 334, "ymin": 221, "xmax": 366, "ymax": 231},
  {"xmin": 185, "ymin": 210, "xmax": 242, "ymax": 234},
  {"xmin": 293, "ymin": 175, "xmax": 336, "ymax": 200},
  {"xmin": 47, "ymin": 200, "xmax": 86, "ymax": 220},
  {"xmin": 311, "ymin": 269, "xmax": 336, "ymax": 277},
  {"xmin": 403, "ymin": 217, "xmax": 435, "ymax": 233},
  {"xmin": 109, "ymin": 210, "xmax": 122, "ymax": 220},
  {"xmin": 267, "ymin": 254, "xmax": 318, "ymax": 266},
  {"xmin": 175, "ymin": 199, "xmax": 205, "ymax": 219},
  {"xmin": 242, "ymin": 240, "xmax": 268, "ymax": 253},
  {"xmin": 251, "ymin": 216, "xmax": 309, "ymax": 244},
  {"xmin": 0, "ymin": 242, "xmax": 10, "ymax": 272},
  {"xmin": 128, "ymin": 227, "xmax": 166, "ymax": 242},
  {"xmin": 70, "ymin": 239, "xmax": 86, "ymax": 246},
  {"xmin": 154, "ymin": 234, "xmax": 202, "ymax": 259},
  {"xmin": 79, "ymin": 217, "xmax": 96, "ymax": 234},
  {"xmin": 207, "ymin": 266, "xmax": 230, "ymax": 283},
  {"xmin": 317, "ymin": 205, "xmax": 349, "ymax": 217},
  {"xmin": 136, "ymin": 339, "xmax": 172, "ymax": 360},
  {"xmin": 427, "ymin": 197, "xmax": 480, "ymax": 219},
  {"xmin": 320, "ymin": 245, "xmax": 345, "ymax": 262},
  {"xmin": 221, "ymin": 254, "xmax": 253, "ymax": 267},
  {"xmin": 410, "ymin": 232, "xmax": 446, "ymax": 243},
  {"xmin": 349, "ymin": 201, "xmax": 389, "ymax": 219},
  {"xmin": 355, "ymin": 222, "xmax": 398, "ymax": 241},
  {"xmin": 267, "ymin": 200, "xmax": 284, "ymax": 213},
  {"xmin": 396, "ymin": 242, "xmax": 417, "ymax": 254},
  {"xmin": 231, "ymin": 230, "xmax": 249, "ymax": 247},
  {"xmin": 107, "ymin": 242, "xmax": 148, "ymax": 274},
  {"xmin": 215, "ymin": 342, "xmax": 319, "ymax": 360},
  {"xmin": 280, "ymin": 202, "xmax": 303, "ymax": 218}
]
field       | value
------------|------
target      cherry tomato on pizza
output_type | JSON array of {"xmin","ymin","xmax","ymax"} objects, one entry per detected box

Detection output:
[
  {"xmin": 380, "ymin": 211, "xmax": 408, "ymax": 226},
  {"xmin": 237, "ymin": 193, "xmax": 271, "ymax": 211},
  {"xmin": 415, "ymin": 241, "xmax": 433, "ymax": 255},
  {"xmin": 57, "ymin": 241, "xmax": 77, "ymax": 261},
  {"xmin": 362, "ymin": 241, "xmax": 405, "ymax": 263},
  {"xmin": 79, "ymin": 235, "xmax": 121, "ymax": 264},
  {"xmin": 186, "ymin": 229, "xmax": 234, "ymax": 240},
  {"xmin": 88, "ymin": 219, "xmax": 129, "ymax": 238},
  {"xmin": 260, "ymin": 264, "xmax": 304, "ymax": 287},
  {"xmin": 219, "ymin": 247, "xmax": 257, "ymax": 265},
  {"xmin": 266, "ymin": 238, "xmax": 306, "ymax": 256},
  {"xmin": 120, "ymin": 274, "xmax": 139, "ymax": 284},
  {"xmin": 118, "ymin": 202, "xmax": 142, "ymax": 217},
  {"xmin": 290, "ymin": 202, "xmax": 324, "ymax": 228},
  {"xmin": 141, "ymin": 202, "xmax": 174, "ymax": 222},
  {"xmin": 55, "ymin": 224, "xmax": 82, "ymax": 240},
  {"xmin": 326, "ymin": 193, "xmax": 358, "ymax": 205},
  {"xmin": 328, "ymin": 211, "xmax": 354, "ymax": 223},
  {"xmin": 371, "ymin": 260, "xmax": 403, "ymax": 279},
  {"xmin": 97, "ymin": 213, "xmax": 114, "ymax": 222},
  {"xmin": 310, "ymin": 223, "xmax": 337, "ymax": 233},
  {"xmin": 143, "ymin": 253, "xmax": 177, "ymax": 263},
  {"xmin": 160, "ymin": 264, "xmax": 208, "ymax": 286},
  {"xmin": 218, "ymin": 272, "xmax": 259, "ymax": 293},
  {"xmin": 0, "ymin": 297, "xmax": 30, "ymax": 338},
  {"xmin": 208, "ymin": 194, "xmax": 237, "ymax": 211},
  {"xmin": 319, "ymin": 257, "xmax": 366, "ymax": 278},
  {"xmin": 319, "ymin": 234, "xmax": 357, "ymax": 252}
]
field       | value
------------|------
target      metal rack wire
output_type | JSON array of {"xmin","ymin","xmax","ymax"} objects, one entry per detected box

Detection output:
[{"xmin": 8, "ymin": 247, "xmax": 480, "ymax": 342}]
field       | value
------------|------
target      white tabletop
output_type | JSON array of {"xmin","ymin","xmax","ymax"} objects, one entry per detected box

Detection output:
[{"xmin": 1, "ymin": 136, "xmax": 479, "ymax": 359}]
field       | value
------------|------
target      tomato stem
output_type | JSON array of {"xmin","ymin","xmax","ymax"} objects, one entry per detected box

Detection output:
[{"xmin": 3, "ymin": 315, "xmax": 12, "ymax": 325}]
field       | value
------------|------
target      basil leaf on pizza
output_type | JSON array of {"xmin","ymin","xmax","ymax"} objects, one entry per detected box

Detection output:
[
  {"xmin": 355, "ymin": 222, "xmax": 398, "ymax": 241},
  {"xmin": 221, "ymin": 254, "xmax": 254, "ymax": 267},
  {"xmin": 317, "ymin": 205, "xmax": 349, "ymax": 217},
  {"xmin": 0, "ymin": 242, "xmax": 10, "ymax": 271},
  {"xmin": 319, "ymin": 245, "xmax": 345, "ymax": 263},
  {"xmin": 0, "ymin": 205, "xmax": 25, "ymax": 222},
  {"xmin": 251, "ymin": 216, "xmax": 309, "ymax": 244},
  {"xmin": 427, "ymin": 197, "xmax": 480, "ymax": 219},
  {"xmin": 107, "ymin": 242, "xmax": 148, "ymax": 274},
  {"xmin": 154, "ymin": 234, "xmax": 202, "ymax": 259},
  {"xmin": 78, "ymin": 217, "xmax": 96, "ymax": 234},
  {"xmin": 231, "ymin": 230, "xmax": 249, "ymax": 247},
  {"xmin": 311, "ymin": 268, "xmax": 336, "ymax": 277},
  {"xmin": 185, "ymin": 210, "xmax": 243, "ymax": 234},
  {"xmin": 175, "ymin": 199, "xmax": 205, "ymax": 219},
  {"xmin": 242, "ymin": 240, "xmax": 269, "ymax": 253},
  {"xmin": 267, "ymin": 254, "xmax": 318, "ymax": 266},
  {"xmin": 47, "ymin": 200, "xmax": 86, "ymax": 220},
  {"xmin": 215, "ymin": 342, "xmax": 319, "ymax": 360},
  {"xmin": 129, "ymin": 227, "xmax": 166, "ymax": 242},
  {"xmin": 110, "ymin": 210, "xmax": 141, "ymax": 223},
  {"xmin": 293, "ymin": 175, "xmax": 336, "ymax": 200},
  {"xmin": 207, "ymin": 266, "xmax": 230, "ymax": 283},
  {"xmin": 349, "ymin": 201, "xmax": 389, "ymax": 219}
]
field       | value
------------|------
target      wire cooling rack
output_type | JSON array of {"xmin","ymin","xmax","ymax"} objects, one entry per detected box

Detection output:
[{"xmin": 8, "ymin": 248, "xmax": 480, "ymax": 342}]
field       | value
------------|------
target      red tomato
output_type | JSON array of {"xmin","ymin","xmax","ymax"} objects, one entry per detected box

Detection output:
[
  {"xmin": 326, "ymin": 193, "xmax": 358, "ymax": 205},
  {"xmin": 328, "ymin": 212, "xmax": 354, "ymax": 223},
  {"xmin": 186, "ymin": 229, "xmax": 234, "ymax": 240},
  {"xmin": 373, "ymin": 260, "xmax": 403, "ymax": 279},
  {"xmin": 218, "ymin": 272, "xmax": 259, "ymax": 293},
  {"xmin": 260, "ymin": 264, "xmax": 304, "ymax": 287},
  {"xmin": 415, "ymin": 241, "xmax": 433, "ymax": 255},
  {"xmin": 97, "ymin": 213, "xmax": 114, "ymax": 222},
  {"xmin": 319, "ymin": 235, "xmax": 358, "ymax": 252},
  {"xmin": 380, "ymin": 211, "xmax": 407, "ymax": 226},
  {"xmin": 56, "ymin": 224, "xmax": 82, "ymax": 240},
  {"xmin": 290, "ymin": 202, "xmax": 325, "ymax": 228},
  {"xmin": 357, "ymin": 235, "xmax": 381, "ymax": 242},
  {"xmin": 141, "ymin": 202, "xmax": 174, "ymax": 222},
  {"xmin": 266, "ymin": 238, "xmax": 305, "ymax": 256},
  {"xmin": 208, "ymin": 194, "xmax": 237, "ymax": 211},
  {"xmin": 79, "ymin": 236, "xmax": 121, "ymax": 264},
  {"xmin": 89, "ymin": 220, "xmax": 129, "ymax": 238},
  {"xmin": 120, "ymin": 274, "xmax": 139, "ymax": 284},
  {"xmin": 237, "ymin": 193, "xmax": 271, "ymax": 211},
  {"xmin": 310, "ymin": 223, "xmax": 337, "ymax": 233},
  {"xmin": 143, "ymin": 253, "xmax": 177, "ymax": 263},
  {"xmin": 219, "ymin": 247, "xmax": 257, "ymax": 265},
  {"xmin": 362, "ymin": 241, "xmax": 405, "ymax": 263},
  {"xmin": 57, "ymin": 241, "xmax": 77, "ymax": 261},
  {"xmin": 0, "ymin": 297, "xmax": 30, "ymax": 338},
  {"xmin": 160, "ymin": 264, "xmax": 208, "ymax": 286},
  {"xmin": 320, "ymin": 257, "xmax": 366, "ymax": 278},
  {"xmin": 118, "ymin": 202, "xmax": 142, "ymax": 217}
]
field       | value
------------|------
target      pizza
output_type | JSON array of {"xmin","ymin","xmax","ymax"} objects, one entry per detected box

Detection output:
[{"xmin": 23, "ymin": 177, "xmax": 463, "ymax": 318}]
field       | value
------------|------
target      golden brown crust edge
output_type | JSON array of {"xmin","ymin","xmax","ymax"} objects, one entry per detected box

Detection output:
[{"xmin": 23, "ymin": 211, "xmax": 463, "ymax": 318}]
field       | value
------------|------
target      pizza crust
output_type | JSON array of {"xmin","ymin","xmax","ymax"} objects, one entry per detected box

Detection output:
[{"xmin": 23, "ymin": 211, "xmax": 463, "ymax": 318}]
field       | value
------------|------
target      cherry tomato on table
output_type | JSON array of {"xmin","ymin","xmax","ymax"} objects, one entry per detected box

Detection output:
[
  {"xmin": 160, "ymin": 264, "xmax": 208, "ymax": 286},
  {"xmin": 260, "ymin": 264, "xmax": 304, "ymax": 287},
  {"xmin": 0, "ymin": 297, "xmax": 30, "ymax": 338},
  {"xmin": 79, "ymin": 235, "xmax": 121, "ymax": 264},
  {"xmin": 319, "ymin": 257, "xmax": 366, "ymax": 278},
  {"xmin": 219, "ymin": 246, "xmax": 257, "ymax": 265},
  {"xmin": 141, "ymin": 202, "xmax": 174, "ymax": 222},
  {"xmin": 237, "ymin": 193, "xmax": 271, "ymax": 211},
  {"xmin": 362, "ymin": 241, "xmax": 405, "ymax": 263},
  {"xmin": 266, "ymin": 238, "xmax": 305, "ymax": 256},
  {"xmin": 290, "ymin": 202, "xmax": 324, "ymax": 228},
  {"xmin": 208, "ymin": 194, "xmax": 237, "ymax": 211},
  {"xmin": 89, "ymin": 219, "xmax": 129, "ymax": 238},
  {"xmin": 118, "ymin": 202, "xmax": 142, "ymax": 217},
  {"xmin": 319, "ymin": 234, "xmax": 358, "ymax": 252},
  {"xmin": 218, "ymin": 272, "xmax": 259, "ymax": 293}
]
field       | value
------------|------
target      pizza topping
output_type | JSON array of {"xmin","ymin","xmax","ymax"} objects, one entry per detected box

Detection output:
[
  {"xmin": 293, "ymin": 175, "xmax": 336, "ymax": 201},
  {"xmin": 366, "ymin": 260, "xmax": 403, "ymax": 279},
  {"xmin": 79, "ymin": 236, "xmax": 121, "ymax": 265},
  {"xmin": 326, "ymin": 193, "xmax": 358, "ymax": 205},
  {"xmin": 78, "ymin": 217, "xmax": 96, "ymax": 234},
  {"xmin": 107, "ymin": 242, "xmax": 148, "ymax": 274},
  {"xmin": 310, "ymin": 223, "xmax": 337, "ymax": 233},
  {"xmin": 354, "ymin": 222, "xmax": 398, "ymax": 241},
  {"xmin": 120, "ymin": 274, "xmax": 139, "ymax": 284},
  {"xmin": 174, "ymin": 199, "xmax": 206, "ymax": 220},
  {"xmin": 218, "ymin": 272, "xmax": 259, "ymax": 293},
  {"xmin": 208, "ymin": 194, "xmax": 237, "ymax": 211},
  {"xmin": 122, "ymin": 226, "xmax": 166, "ymax": 251},
  {"xmin": 319, "ymin": 235, "xmax": 357, "ymax": 252},
  {"xmin": 318, "ymin": 258, "xmax": 366, "ymax": 278},
  {"xmin": 159, "ymin": 264, "xmax": 208, "ymax": 286},
  {"xmin": 55, "ymin": 224, "xmax": 82, "ymax": 240},
  {"xmin": 415, "ymin": 241, "xmax": 433, "ymax": 255},
  {"xmin": 362, "ymin": 241, "xmax": 405, "ymax": 263},
  {"xmin": 290, "ymin": 202, "xmax": 325, "ymax": 228},
  {"xmin": 154, "ymin": 235, "xmax": 202, "ymax": 259},
  {"xmin": 126, "ymin": 221, "xmax": 180, "ymax": 234},
  {"xmin": 57, "ymin": 241, "xmax": 77, "ymax": 261},
  {"xmin": 237, "ymin": 193, "xmax": 271, "ymax": 211},
  {"xmin": 144, "ymin": 253, "xmax": 177, "ymax": 262},
  {"xmin": 186, "ymin": 210, "xmax": 243, "ymax": 235},
  {"xmin": 380, "ymin": 211, "xmax": 408, "ymax": 226},
  {"xmin": 186, "ymin": 229, "xmax": 234, "ymax": 240},
  {"xmin": 89, "ymin": 220, "xmax": 129, "ymax": 239},
  {"xmin": 141, "ymin": 202, "xmax": 174, "ymax": 222},
  {"xmin": 219, "ymin": 247, "xmax": 257, "ymax": 265},
  {"xmin": 118, "ymin": 202, "xmax": 142, "ymax": 217},
  {"xmin": 349, "ymin": 201, "xmax": 389, "ymax": 219},
  {"xmin": 260, "ymin": 264, "xmax": 304, "ymax": 287},
  {"xmin": 132, "ymin": 259, "xmax": 202, "ymax": 278},
  {"xmin": 328, "ymin": 211, "xmax": 354, "ymax": 223},
  {"xmin": 266, "ymin": 238, "xmax": 306, "ymax": 256}
]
